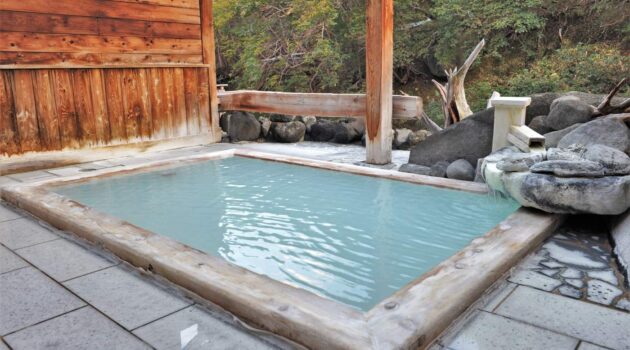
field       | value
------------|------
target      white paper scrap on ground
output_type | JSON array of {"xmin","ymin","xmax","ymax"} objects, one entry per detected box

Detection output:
[{"xmin": 180, "ymin": 324, "xmax": 198, "ymax": 349}]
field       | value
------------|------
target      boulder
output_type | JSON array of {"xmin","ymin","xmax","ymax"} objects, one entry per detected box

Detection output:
[
  {"xmin": 501, "ymin": 172, "xmax": 630, "ymax": 215},
  {"xmin": 409, "ymin": 108, "xmax": 494, "ymax": 166},
  {"xmin": 220, "ymin": 111, "xmax": 261, "ymax": 142},
  {"xmin": 393, "ymin": 118, "xmax": 424, "ymax": 131},
  {"xmin": 544, "ymin": 124, "xmax": 583, "ymax": 149},
  {"xmin": 430, "ymin": 161, "xmax": 450, "ymax": 178},
  {"xmin": 409, "ymin": 130, "xmax": 430, "ymax": 147},
  {"xmin": 547, "ymin": 146, "xmax": 585, "ymax": 161},
  {"xmin": 583, "ymin": 144, "xmax": 630, "ymax": 176},
  {"xmin": 497, "ymin": 153, "xmax": 546, "ymax": 172},
  {"xmin": 296, "ymin": 116, "xmax": 317, "ymax": 133},
  {"xmin": 545, "ymin": 96, "xmax": 596, "ymax": 130},
  {"xmin": 399, "ymin": 163, "xmax": 432, "ymax": 176},
  {"xmin": 528, "ymin": 115, "xmax": 553, "ymax": 134},
  {"xmin": 393, "ymin": 129, "xmax": 413, "ymax": 150},
  {"xmin": 270, "ymin": 121, "xmax": 306, "ymax": 143},
  {"xmin": 270, "ymin": 114, "xmax": 295, "ymax": 122},
  {"xmin": 310, "ymin": 120, "xmax": 337, "ymax": 142},
  {"xmin": 527, "ymin": 91, "xmax": 624, "ymax": 124},
  {"xmin": 446, "ymin": 159, "xmax": 475, "ymax": 181},
  {"xmin": 530, "ymin": 160, "xmax": 605, "ymax": 178},
  {"xmin": 558, "ymin": 117, "xmax": 630, "ymax": 153},
  {"xmin": 259, "ymin": 117, "xmax": 272, "ymax": 138}
]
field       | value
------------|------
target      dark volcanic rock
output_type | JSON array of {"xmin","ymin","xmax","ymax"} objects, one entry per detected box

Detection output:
[
  {"xmin": 545, "ymin": 96, "xmax": 596, "ymax": 131},
  {"xmin": 220, "ymin": 111, "xmax": 261, "ymax": 142},
  {"xmin": 409, "ymin": 108, "xmax": 494, "ymax": 166},
  {"xmin": 310, "ymin": 120, "xmax": 337, "ymax": 142},
  {"xmin": 399, "ymin": 163, "xmax": 432, "ymax": 176},
  {"xmin": 558, "ymin": 117, "xmax": 630, "ymax": 153},
  {"xmin": 529, "ymin": 115, "xmax": 553, "ymax": 134},
  {"xmin": 530, "ymin": 160, "xmax": 605, "ymax": 178},
  {"xmin": 446, "ymin": 159, "xmax": 475, "ymax": 181},
  {"xmin": 430, "ymin": 161, "xmax": 450, "ymax": 178},
  {"xmin": 270, "ymin": 121, "xmax": 306, "ymax": 143}
]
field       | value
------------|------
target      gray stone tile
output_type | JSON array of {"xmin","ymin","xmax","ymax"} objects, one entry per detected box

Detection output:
[
  {"xmin": 64, "ymin": 266, "xmax": 192, "ymax": 330},
  {"xmin": 4, "ymin": 307, "xmax": 150, "ymax": 350},
  {"xmin": 0, "ymin": 205, "xmax": 21, "ymax": 223},
  {"xmin": 578, "ymin": 342, "xmax": 610, "ymax": 350},
  {"xmin": 0, "ymin": 339, "xmax": 8, "ymax": 350},
  {"xmin": 0, "ymin": 218, "xmax": 59, "ymax": 249},
  {"xmin": 7, "ymin": 171, "xmax": 57, "ymax": 183},
  {"xmin": 45, "ymin": 166, "xmax": 85, "ymax": 177},
  {"xmin": 617, "ymin": 298, "xmax": 630, "ymax": 311},
  {"xmin": 480, "ymin": 281, "xmax": 517, "ymax": 312},
  {"xmin": 496, "ymin": 286, "xmax": 630, "ymax": 350},
  {"xmin": 0, "ymin": 245, "xmax": 28, "ymax": 274},
  {"xmin": 444, "ymin": 311, "xmax": 578, "ymax": 350},
  {"xmin": 586, "ymin": 279, "xmax": 622, "ymax": 305},
  {"xmin": 0, "ymin": 267, "xmax": 85, "ymax": 335},
  {"xmin": 587, "ymin": 270, "xmax": 618, "ymax": 285},
  {"xmin": 0, "ymin": 176, "xmax": 20, "ymax": 188},
  {"xmin": 16, "ymin": 239, "xmax": 115, "ymax": 282},
  {"xmin": 508, "ymin": 269, "xmax": 562, "ymax": 291},
  {"xmin": 558, "ymin": 285, "xmax": 582, "ymax": 299},
  {"xmin": 133, "ymin": 305, "xmax": 275, "ymax": 350}
]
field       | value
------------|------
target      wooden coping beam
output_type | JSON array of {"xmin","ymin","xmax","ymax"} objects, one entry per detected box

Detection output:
[
  {"xmin": 218, "ymin": 90, "xmax": 422, "ymax": 120},
  {"xmin": 365, "ymin": 0, "xmax": 394, "ymax": 164}
]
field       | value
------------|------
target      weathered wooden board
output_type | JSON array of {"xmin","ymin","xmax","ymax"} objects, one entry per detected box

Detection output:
[
  {"xmin": 199, "ymin": 0, "xmax": 220, "ymax": 141},
  {"xmin": 0, "ymin": 52, "xmax": 204, "ymax": 67},
  {"xmin": 0, "ymin": 11, "xmax": 98, "ymax": 35},
  {"xmin": 218, "ymin": 90, "xmax": 423, "ymax": 119},
  {"xmin": 97, "ymin": 18, "xmax": 201, "ymax": 39},
  {"xmin": 0, "ymin": 0, "xmax": 201, "ymax": 24},
  {"xmin": 0, "ymin": 68, "xmax": 211, "ymax": 156}
]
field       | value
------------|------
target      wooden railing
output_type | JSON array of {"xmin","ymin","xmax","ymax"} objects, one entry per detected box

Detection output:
[{"xmin": 218, "ymin": 90, "xmax": 423, "ymax": 119}]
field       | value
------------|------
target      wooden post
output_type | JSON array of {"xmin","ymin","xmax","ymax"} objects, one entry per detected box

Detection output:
[
  {"xmin": 490, "ymin": 97, "xmax": 532, "ymax": 151},
  {"xmin": 365, "ymin": 0, "xmax": 394, "ymax": 165},
  {"xmin": 199, "ymin": 0, "xmax": 221, "ymax": 142}
]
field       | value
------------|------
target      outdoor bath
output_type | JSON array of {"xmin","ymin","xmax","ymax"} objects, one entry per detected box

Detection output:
[{"xmin": 0, "ymin": 149, "xmax": 562, "ymax": 349}]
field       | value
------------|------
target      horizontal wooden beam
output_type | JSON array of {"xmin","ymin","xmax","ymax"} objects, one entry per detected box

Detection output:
[
  {"xmin": 0, "ymin": 52, "xmax": 204, "ymax": 69},
  {"xmin": 218, "ymin": 90, "xmax": 423, "ymax": 119}
]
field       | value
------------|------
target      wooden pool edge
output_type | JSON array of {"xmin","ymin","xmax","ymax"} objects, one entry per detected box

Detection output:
[{"xmin": 0, "ymin": 150, "xmax": 565, "ymax": 349}]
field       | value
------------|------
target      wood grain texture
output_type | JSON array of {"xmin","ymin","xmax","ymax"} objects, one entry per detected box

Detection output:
[
  {"xmin": 183, "ymin": 67, "xmax": 200, "ymax": 135},
  {"xmin": 109, "ymin": 0, "xmax": 199, "ymax": 9},
  {"xmin": 365, "ymin": 0, "xmax": 394, "ymax": 164},
  {"xmin": 0, "ymin": 71, "xmax": 20, "ymax": 155},
  {"xmin": 0, "ymin": 0, "xmax": 201, "ymax": 24},
  {"xmin": 171, "ymin": 68, "xmax": 188, "ymax": 137},
  {"xmin": 50, "ymin": 69, "xmax": 79, "ymax": 149},
  {"xmin": 103, "ymin": 69, "xmax": 127, "ymax": 141},
  {"xmin": 1, "ymin": 32, "xmax": 202, "ymax": 55},
  {"xmin": 0, "ymin": 52, "xmax": 204, "ymax": 67},
  {"xmin": 12, "ymin": 70, "xmax": 40, "ymax": 152},
  {"xmin": 98, "ymin": 18, "xmax": 200, "ymax": 39},
  {"xmin": 32, "ymin": 70, "xmax": 61, "ymax": 150},
  {"xmin": 199, "ymin": 0, "xmax": 220, "ymax": 141},
  {"xmin": 72, "ymin": 69, "xmax": 98, "ymax": 146},
  {"xmin": 0, "ymin": 11, "xmax": 98, "ymax": 35},
  {"xmin": 88, "ymin": 69, "xmax": 111, "ymax": 143}
]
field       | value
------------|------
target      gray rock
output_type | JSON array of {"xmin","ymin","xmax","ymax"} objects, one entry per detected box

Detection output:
[
  {"xmin": 269, "ymin": 114, "xmax": 295, "ymax": 122},
  {"xmin": 527, "ymin": 91, "xmax": 624, "ymax": 124},
  {"xmin": 409, "ymin": 130, "xmax": 429, "ymax": 147},
  {"xmin": 558, "ymin": 117, "xmax": 630, "ymax": 153},
  {"xmin": 446, "ymin": 159, "xmax": 475, "ymax": 181},
  {"xmin": 546, "ymin": 96, "xmax": 596, "ymax": 130},
  {"xmin": 399, "ymin": 163, "xmax": 432, "ymax": 176},
  {"xmin": 530, "ymin": 160, "xmax": 605, "ymax": 178},
  {"xmin": 502, "ymin": 172, "xmax": 630, "ymax": 215},
  {"xmin": 393, "ymin": 129, "xmax": 413, "ymax": 150},
  {"xmin": 220, "ymin": 111, "xmax": 261, "ymax": 142},
  {"xmin": 259, "ymin": 117, "xmax": 272, "ymax": 138},
  {"xmin": 583, "ymin": 144, "xmax": 630, "ymax": 175},
  {"xmin": 409, "ymin": 108, "xmax": 494, "ymax": 166},
  {"xmin": 529, "ymin": 115, "xmax": 554, "ymax": 134},
  {"xmin": 484, "ymin": 146, "xmax": 521, "ymax": 163},
  {"xmin": 544, "ymin": 124, "xmax": 583, "ymax": 149},
  {"xmin": 497, "ymin": 153, "xmax": 546, "ymax": 172},
  {"xmin": 270, "ymin": 121, "xmax": 306, "ymax": 143},
  {"xmin": 309, "ymin": 120, "xmax": 337, "ymax": 142},
  {"xmin": 430, "ymin": 161, "xmax": 450, "ymax": 178},
  {"xmin": 547, "ymin": 146, "xmax": 585, "ymax": 161},
  {"xmin": 296, "ymin": 116, "xmax": 317, "ymax": 133}
]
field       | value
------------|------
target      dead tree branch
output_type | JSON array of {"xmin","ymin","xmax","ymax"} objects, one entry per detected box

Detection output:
[{"xmin": 594, "ymin": 78, "xmax": 630, "ymax": 116}]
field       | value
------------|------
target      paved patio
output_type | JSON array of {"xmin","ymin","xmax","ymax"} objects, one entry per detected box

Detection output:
[{"xmin": 1, "ymin": 143, "xmax": 629, "ymax": 349}]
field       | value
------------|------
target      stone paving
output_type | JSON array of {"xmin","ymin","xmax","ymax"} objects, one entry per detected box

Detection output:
[{"xmin": 1, "ymin": 142, "xmax": 629, "ymax": 349}]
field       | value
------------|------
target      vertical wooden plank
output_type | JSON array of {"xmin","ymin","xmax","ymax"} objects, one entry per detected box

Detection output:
[
  {"xmin": 89, "ymin": 69, "xmax": 111, "ymax": 144},
  {"xmin": 171, "ymin": 68, "xmax": 188, "ymax": 137},
  {"xmin": 32, "ymin": 70, "xmax": 61, "ymax": 150},
  {"xmin": 137, "ymin": 69, "xmax": 152, "ymax": 140},
  {"xmin": 147, "ymin": 68, "xmax": 166, "ymax": 139},
  {"xmin": 183, "ymin": 67, "xmax": 200, "ymax": 135},
  {"xmin": 121, "ymin": 69, "xmax": 141, "ymax": 141},
  {"xmin": 199, "ymin": 0, "xmax": 221, "ymax": 142},
  {"xmin": 72, "ymin": 69, "xmax": 98, "ymax": 146},
  {"xmin": 160, "ymin": 68, "xmax": 176, "ymax": 138},
  {"xmin": 51, "ymin": 69, "xmax": 79, "ymax": 149},
  {"xmin": 13, "ymin": 70, "xmax": 41, "ymax": 152},
  {"xmin": 365, "ymin": 0, "xmax": 393, "ymax": 164},
  {"xmin": 197, "ymin": 68, "xmax": 210, "ymax": 133},
  {"xmin": 0, "ymin": 71, "xmax": 20, "ymax": 155},
  {"xmin": 103, "ymin": 69, "xmax": 126, "ymax": 142}
]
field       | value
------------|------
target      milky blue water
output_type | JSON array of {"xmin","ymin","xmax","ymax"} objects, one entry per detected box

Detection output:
[{"xmin": 55, "ymin": 157, "xmax": 519, "ymax": 311}]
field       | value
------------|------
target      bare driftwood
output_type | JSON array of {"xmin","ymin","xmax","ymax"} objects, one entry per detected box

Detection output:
[
  {"xmin": 594, "ymin": 78, "xmax": 630, "ymax": 116},
  {"xmin": 432, "ymin": 39, "xmax": 485, "ymax": 127}
]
